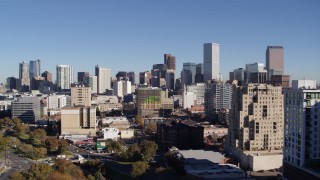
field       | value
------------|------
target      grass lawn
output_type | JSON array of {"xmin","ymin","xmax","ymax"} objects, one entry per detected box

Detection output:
[{"xmin": 19, "ymin": 134, "xmax": 29, "ymax": 140}]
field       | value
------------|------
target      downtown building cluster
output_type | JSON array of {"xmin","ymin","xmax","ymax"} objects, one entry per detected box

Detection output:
[{"xmin": 0, "ymin": 44, "xmax": 320, "ymax": 179}]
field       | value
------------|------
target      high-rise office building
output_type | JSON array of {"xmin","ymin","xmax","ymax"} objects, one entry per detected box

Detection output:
[
  {"xmin": 195, "ymin": 63, "xmax": 204, "ymax": 83},
  {"xmin": 164, "ymin": 54, "xmax": 176, "ymax": 70},
  {"xmin": 78, "ymin": 72, "xmax": 89, "ymax": 84},
  {"xmin": 181, "ymin": 62, "xmax": 197, "ymax": 87},
  {"xmin": 283, "ymin": 80, "xmax": 320, "ymax": 179},
  {"xmin": 56, "ymin": 64, "xmax": 74, "ymax": 91},
  {"xmin": 86, "ymin": 76, "xmax": 97, "ymax": 94},
  {"xmin": 245, "ymin": 63, "xmax": 267, "ymax": 83},
  {"xmin": 139, "ymin": 71, "xmax": 151, "ymax": 85},
  {"xmin": 6, "ymin": 77, "xmax": 18, "ymax": 90},
  {"xmin": 203, "ymin": 43, "xmax": 220, "ymax": 81},
  {"xmin": 225, "ymin": 83, "xmax": 284, "ymax": 171},
  {"xmin": 41, "ymin": 71, "xmax": 52, "ymax": 82},
  {"xmin": 71, "ymin": 84, "xmax": 91, "ymax": 107},
  {"xmin": 116, "ymin": 71, "xmax": 128, "ymax": 80},
  {"xmin": 229, "ymin": 68, "xmax": 246, "ymax": 85},
  {"xmin": 30, "ymin": 76, "xmax": 45, "ymax": 90},
  {"xmin": 266, "ymin": 46, "xmax": 284, "ymax": 79},
  {"xmin": 95, "ymin": 65, "xmax": 111, "ymax": 94},
  {"xmin": 165, "ymin": 69, "xmax": 175, "ymax": 90},
  {"xmin": 19, "ymin": 61, "xmax": 30, "ymax": 90},
  {"xmin": 128, "ymin": 72, "xmax": 136, "ymax": 85},
  {"xmin": 29, "ymin": 60, "xmax": 41, "ymax": 78}
]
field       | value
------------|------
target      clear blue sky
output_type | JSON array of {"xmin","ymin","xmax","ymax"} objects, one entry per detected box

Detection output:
[{"xmin": 1, "ymin": 0, "xmax": 320, "ymax": 83}]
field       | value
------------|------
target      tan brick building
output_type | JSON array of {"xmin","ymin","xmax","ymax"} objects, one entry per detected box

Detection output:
[
  {"xmin": 71, "ymin": 84, "xmax": 91, "ymax": 107},
  {"xmin": 61, "ymin": 106, "xmax": 96, "ymax": 135}
]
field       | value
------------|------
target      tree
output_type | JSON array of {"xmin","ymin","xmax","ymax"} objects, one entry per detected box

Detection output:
[
  {"xmin": 54, "ymin": 159, "xmax": 86, "ymax": 180},
  {"xmin": 131, "ymin": 161, "xmax": 149, "ymax": 177},
  {"xmin": 145, "ymin": 123, "xmax": 157, "ymax": 135},
  {"xmin": 45, "ymin": 137, "xmax": 59, "ymax": 152},
  {"xmin": 9, "ymin": 171, "xmax": 25, "ymax": 180},
  {"xmin": 47, "ymin": 172, "xmax": 73, "ymax": 180},
  {"xmin": 139, "ymin": 140, "xmax": 158, "ymax": 161},
  {"xmin": 94, "ymin": 171, "xmax": 105, "ymax": 180},
  {"xmin": 27, "ymin": 164, "xmax": 53, "ymax": 180},
  {"xmin": 106, "ymin": 140, "xmax": 122, "ymax": 153},
  {"xmin": 135, "ymin": 115, "xmax": 144, "ymax": 128},
  {"xmin": 127, "ymin": 143, "xmax": 142, "ymax": 162},
  {"xmin": 58, "ymin": 139, "xmax": 68, "ymax": 154},
  {"xmin": 17, "ymin": 143, "xmax": 34, "ymax": 158},
  {"xmin": 29, "ymin": 128, "xmax": 47, "ymax": 144},
  {"xmin": 13, "ymin": 122, "xmax": 29, "ymax": 137},
  {"xmin": 0, "ymin": 136, "xmax": 8, "ymax": 152},
  {"xmin": 35, "ymin": 147, "xmax": 47, "ymax": 158}
]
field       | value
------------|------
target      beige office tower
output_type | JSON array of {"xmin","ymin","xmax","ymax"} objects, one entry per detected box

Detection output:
[
  {"xmin": 61, "ymin": 106, "xmax": 96, "ymax": 135},
  {"xmin": 225, "ymin": 83, "xmax": 284, "ymax": 171},
  {"xmin": 71, "ymin": 84, "xmax": 91, "ymax": 107}
]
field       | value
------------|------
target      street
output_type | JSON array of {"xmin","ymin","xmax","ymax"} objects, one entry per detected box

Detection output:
[{"xmin": 0, "ymin": 149, "xmax": 35, "ymax": 180}]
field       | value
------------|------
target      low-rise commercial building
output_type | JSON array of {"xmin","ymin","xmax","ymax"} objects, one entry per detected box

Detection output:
[
  {"xmin": 12, "ymin": 96, "xmax": 41, "ymax": 123},
  {"xmin": 157, "ymin": 120, "xmax": 204, "ymax": 150}
]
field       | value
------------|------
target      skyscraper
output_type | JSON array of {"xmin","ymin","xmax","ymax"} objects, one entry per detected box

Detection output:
[
  {"xmin": 41, "ymin": 71, "xmax": 52, "ymax": 82},
  {"xmin": 29, "ymin": 60, "xmax": 41, "ymax": 78},
  {"xmin": 139, "ymin": 71, "xmax": 151, "ymax": 85},
  {"xmin": 181, "ymin": 62, "xmax": 196, "ymax": 87},
  {"xmin": 87, "ymin": 76, "xmax": 97, "ymax": 94},
  {"xmin": 56, "ymin": 64, "xmax": 74, "ymax": 91},
  {"xmin": 266, "ymin": 46, "xmax": 284, "ymax": 79},
  {"xmin": 77, "ymin": 72, "xmax": 89, "ymax": 84},
  {"xmin": 128, "ymin": 72, "xmax": 136, "ymax": 85},
  {"xmin": 225, "ymin": 83, "xmax": 284, "ymax": 171},
  {"xmin": 19, "ymin": 61, "xmax": 30, "ymax": 91},
  {"xmin": 203, "ymin": 43, "xmax": 220, "ymax": 81},
  {"xmin": 195, "ymin": 63, "xmax": 204, "ymax": 83},
  {"xmin": 164, "ymin": 54, "xmax": 176, "ymax": 70},
  {"xmin": 95, "ymin": 65, "xmax": 111, "ymax": 94}
]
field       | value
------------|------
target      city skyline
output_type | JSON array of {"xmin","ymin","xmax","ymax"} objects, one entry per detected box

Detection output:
[{"xmin": 1, "ymin": 1, "xmax": 320, "ymax": 83}]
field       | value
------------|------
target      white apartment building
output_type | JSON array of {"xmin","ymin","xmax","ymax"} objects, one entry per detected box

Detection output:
[
  {"xmin": 56, "ymin": 64, "xmax": 74, "ymax": 91},
  {"xmin": 48, "ymin": 95, "xmax": 67, "ymax": 109},
  {"xmin": 283, "ymin": 80, "xmax": 320, "ymax": 170},
  {"xmin": 113, "ymin": 80, "xmax": 131, "ymax": 98}
]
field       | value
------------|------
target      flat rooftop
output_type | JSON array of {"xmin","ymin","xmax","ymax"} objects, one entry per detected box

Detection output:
[{"xmin": 178, "ymin": 150, "xmax": 226, "ymax": 164}]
